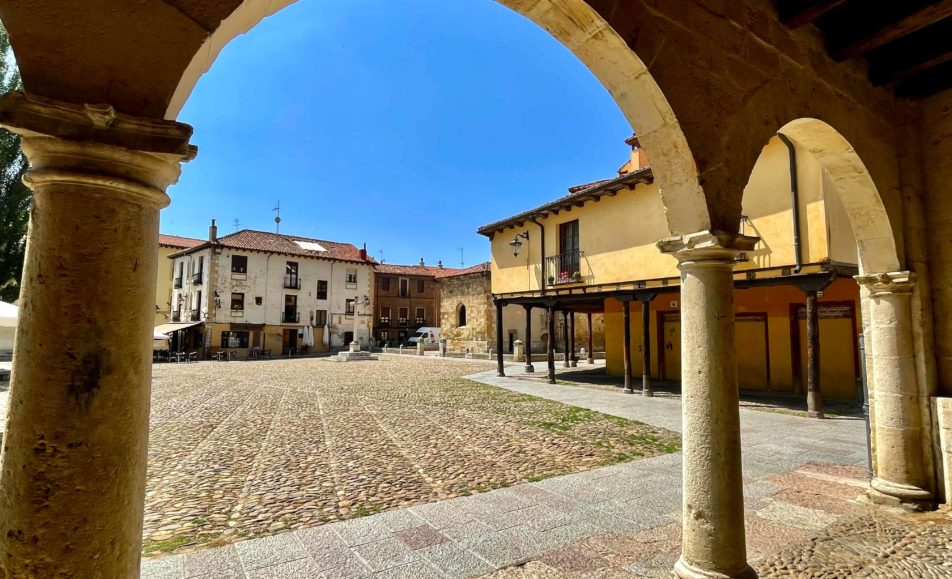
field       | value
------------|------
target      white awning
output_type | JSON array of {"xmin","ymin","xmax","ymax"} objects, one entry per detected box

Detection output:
[{"xmin": 154, "ymin": 321, "xmax": 203, "ymax": 335}]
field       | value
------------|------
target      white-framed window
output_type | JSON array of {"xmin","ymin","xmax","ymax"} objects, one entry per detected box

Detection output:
[{"xmin": 345, "ymin": 269, "xmax": 358, "ymax": 286}]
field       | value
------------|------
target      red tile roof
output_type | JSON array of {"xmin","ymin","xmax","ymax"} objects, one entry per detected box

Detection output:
[
  {"xmin": 374, "ymin": 263, "xmax": 461, "ymax": 278},
  {"xmin": 169, "ymin": 230, "xmax": 374, "ymax": 264},
  {"xmin": 159, "ymin": 234, "xmax": 204, "ymax": 249},
  {"xmin": 436, "ymin": 262, "xmax": 491, "ymax": 279}
]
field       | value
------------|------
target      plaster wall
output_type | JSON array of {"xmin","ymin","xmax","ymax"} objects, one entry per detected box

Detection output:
[{"xmin": 155, "ymin": 245, "xmax": 179, "ymax": 325}]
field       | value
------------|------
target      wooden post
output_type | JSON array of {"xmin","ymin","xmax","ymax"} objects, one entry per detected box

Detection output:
[
  {"xmin": 587, "ymin": 312, "xmax": 595, "ymax": 364},
  {"xmin": 547, "ymin": 305, "xmax": 556, "ymax": 384},
  {"xmin": 495, "ymin": 299, "xmax": 505, "ymax": 377},
  {"xmin": 623, "ymin": 299, "xmax": 634, "ymax": 394},
  {"xmin": 805, "ymin": 290, "xmax": 824, "ymax": 418},
  {"xmin": 642, "ymin": 298, "xmax": 654, "ymax": 397},
  {"xmin": 562, "ymin": 310, "xmax": 570, "ymax": 368},
  {"xmin": 569, "ymin": 312, "xmax": 577, "ymax": 367},
  {"xmin": 523, "ymin": 304, "xmax": 535, "ymax": 372}
]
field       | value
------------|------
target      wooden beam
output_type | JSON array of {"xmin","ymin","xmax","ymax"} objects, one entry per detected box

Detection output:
[
  {"xmin": 872, "ymin": 50, "xmax": 952, "ymax": 85},
  {"xmin": 780, "ymin": 0, "xmax": 851, "ymax": 29},
  {"xmin": 834, "ymin": 2, "xmax": 952, "ymax": 60},
  {"xmin": 895, "ymin": 58, "xmax": 952, "ymax": 97}
]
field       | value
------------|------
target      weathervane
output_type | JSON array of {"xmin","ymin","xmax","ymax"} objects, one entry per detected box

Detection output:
[{"xmin": 273, "ymin": 201, "xmax": 281, "ymax": 233}]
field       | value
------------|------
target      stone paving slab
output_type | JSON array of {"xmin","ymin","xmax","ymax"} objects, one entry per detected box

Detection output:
[{"xmin": 143, "ymin": 359, "xmax": 869, "ymax": 579}]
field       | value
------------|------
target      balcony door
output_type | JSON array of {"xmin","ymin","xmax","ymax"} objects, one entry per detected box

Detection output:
[
  {"xmin": 559, "ymin": 220, "xmax": 580, "ymax": 275},
  {"xmin": 284, "ymin": 295, "xmax": 298, "ymax": 323}
]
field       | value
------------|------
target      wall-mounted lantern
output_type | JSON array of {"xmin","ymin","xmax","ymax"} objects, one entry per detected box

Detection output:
[{"xmin": 509, "ymin": 232, "xmax": 529, "ymax": 257}]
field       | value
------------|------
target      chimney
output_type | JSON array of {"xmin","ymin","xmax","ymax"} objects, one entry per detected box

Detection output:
[
  {"xmin": 359, "ymin": 243, "xmax": 367, "ymax": 261},
  {"xmin": 209, "ymin": 219, "xmax": 218, "ymax": 242},
  {"xmin": 437, "ymin": 260, "xmax": 443, "ymax": 269},
  {"xmin": 419, "ymin": 257, "xmax": 425, "ymax": 267}
]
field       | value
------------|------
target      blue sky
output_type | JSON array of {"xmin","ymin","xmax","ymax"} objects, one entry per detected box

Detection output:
[{"xmin": 164, "ymin": 0, "xmax": 630, "ymax": 267}]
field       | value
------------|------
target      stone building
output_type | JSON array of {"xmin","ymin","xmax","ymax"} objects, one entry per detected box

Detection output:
[
  {"xmin": 166, "ymin": 223, "xmax": 375, "ymax": 357},
  {"xmin": 155, "ymin": 233, "xmax": 203, "ymax": 326},
  {"xmin": 372, "ymin": 260, "xmax": 458, "ymax": 346},
  {"xmin": 439, "ymin": 263, "xmax": 494, "ymax": 352},
  {"xmin": 3, "ymin": 2, "xmax": 952, "ymax": 578}
]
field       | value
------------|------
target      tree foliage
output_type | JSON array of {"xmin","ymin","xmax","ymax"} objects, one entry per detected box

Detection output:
[{"xmin": 0, "ymin": 22, "xmax": 29, "ymax": 303}]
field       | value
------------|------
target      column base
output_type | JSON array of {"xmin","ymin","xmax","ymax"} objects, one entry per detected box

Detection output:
[
  {"xmin": 524, "ymin": 364, "xmax": 535, "ymax": 373},
  {"xmin": 569, "ymin": 360, "xmax": 578, "ymax": 368},
  {"xmin": 674, "ymin": 556, "xmax": 757, "ymax": 579},
  {"xmin": 807, "ymin": 410, "xmax": 825, "ymax": 419},
  {"xmin": 643, "ymin": 390, "xmax": 654, "ymax": 398},
  {"xmin": 587, "ymin": 358, "xmax": 595, "ymax": 365},
  {"xmin": 868, "ymin": 477, "xmax": 932, "ymax": 509}
]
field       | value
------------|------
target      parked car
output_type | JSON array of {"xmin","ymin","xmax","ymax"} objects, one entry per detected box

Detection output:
[{"xmin": 407, "ymin": 327, "xmax": 440, "ymax": 346}]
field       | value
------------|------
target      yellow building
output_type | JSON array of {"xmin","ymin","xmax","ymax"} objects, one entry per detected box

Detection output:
[
  {"xmin": 480, "ymin": 135, "xmax": 861, "ymax": 403},
  {"xmin": 156, "ymin": 234, "xmax": 204, "ymax": 326}
]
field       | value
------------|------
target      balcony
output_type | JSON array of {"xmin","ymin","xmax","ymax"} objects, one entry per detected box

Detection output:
[
  {"xmin": 192, "ymin": 272, "xmax": 203, "ymax": 285},
  {"xmin": 545, "ymin": 250, "xmax": 585, "ymax": 286},
  {"xmin": 283, "ymin": 310, "xmax": 300, "ymax": 324},
  {"xmin": 397, "ymin": 318, "xmax": 408, "ymax": 327},
  {"xmin": 190, "ymin": 309, "xmax": 201, "ymax": 322},
  {"xmin": 283, "ymin": 275, "xmax": 301, "ymax": 290},
  {"xmin": 379, "ymin": 317, "xmax": 391, "ymax": 326},
  {"xmin": 171, "ymin": 310, "xmax": 182, "ymax": 322},
  {"xmin": 173, "ymin": 277, "xmax": 183, "ymax": 289},
  {"xmin": 414, "ymin": 318, "xmax": 425, "ymax": 326}
]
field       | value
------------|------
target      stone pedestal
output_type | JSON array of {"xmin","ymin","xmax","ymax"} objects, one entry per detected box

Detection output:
[
  {"xmin": 856, "ymin": 272, "xmax": 932, "ymax": 507},
  {"xmin": 439, "ymin": 337, "xmax": 447, "ymax": 357},
  {"xmin": 0, "ymin": 92, "xmax": 195, "ymax": 578},
  {"xmin": 417, "ymin": 341, "xmax": 425, "ymax": 356},
  {"xmin": 350, "ymin": 341, "xmax": 361, "ymax": 353},
  {"xmin": 513, "ymin": 340, "xmax": 525, "ymax": 363},
  {"xmin": 659, "ymin": 230, "xmax": 759, "ymax": 579}
]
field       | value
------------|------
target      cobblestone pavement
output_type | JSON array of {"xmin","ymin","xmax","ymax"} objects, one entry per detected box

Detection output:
[
  {"xmin": 142, "ymin": 357, "xmax": 679, "ymax": 554},
  {"xmin": 142, "ymin": 358, "xmax": 880, "ymax": 578}
]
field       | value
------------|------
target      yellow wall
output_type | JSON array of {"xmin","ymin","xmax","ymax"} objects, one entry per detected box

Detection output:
[
  {"xmin": 155, "ymin": 246, "xmax": 177, "ymax": 326},
  {"xmin": 603, "ymin": 279, "xmax": 862, "ymax": 399}
]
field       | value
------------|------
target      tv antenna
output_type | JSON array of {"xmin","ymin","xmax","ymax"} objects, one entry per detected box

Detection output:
[
  {"xmin": 458, "ymin": 247, "xmax": 464, "ymax": 268},
  {"xmin": 273, "ymin": 201, "xmax": 281, "ymax": 233},
  {"xmin": 378, "ymin": 250, "xmax": 385, "ymax": 264},
  {"xmin": 232, "ymin": 218, "xmax": 241, "ymax": 231}
]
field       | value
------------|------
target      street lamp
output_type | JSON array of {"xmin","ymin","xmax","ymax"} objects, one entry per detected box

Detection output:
[{"xmin": 510, "ymin": 232, "xmax": 529, "ymax": 257}]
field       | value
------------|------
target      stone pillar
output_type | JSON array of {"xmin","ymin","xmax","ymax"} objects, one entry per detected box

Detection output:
[
  {"xmin": 659, "ymin": 230, "xmax": 758, "ymax": 579},
  {"xmin": 547, "ymin": 305, "xmax": 556, "ymax": 384},
  {"xmin": 569, "ymin": 312, "xmax": 577, "ymax": 367},
  {"xmin": 856, "ymin": 272, "xmax": 933, "ymax": 506},
  {"xmin": 562, "ymin": 311, "xmax": 570, "ymax": 368},
  {"xmin": 495, "ymin": 299, "xmax": 505, "ymax": 377},
  {"xmin": 639, "ymin": 296, "xmax": 655, "ymax": 397},
  {"xmin": 524, "ymin": 304, "xmax": 535, "ymax": 373},
  {"xmin": 805, "ymin": 290, "xmax": 824, "ymax": 418},
  {"xmin": 587, "ymin": 313, "xmax": 595, "ymax": 364},
  {"xmin": 0, "ymin": 92, "xmax": 195, "ymax": 578},
  {"xmin": 622, "ymin": 299, "xmax": 634, "ymax": 394}
]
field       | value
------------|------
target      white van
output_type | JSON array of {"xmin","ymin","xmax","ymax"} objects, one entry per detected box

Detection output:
[{"xmin": 407, "ymin": 327, "xmax": 440, "ymax": 346}]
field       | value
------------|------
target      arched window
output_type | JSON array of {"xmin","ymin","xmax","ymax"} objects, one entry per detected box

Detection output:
[{"xmin": 458, "ymin": 305, "xmax": 467, "ymax": 328}]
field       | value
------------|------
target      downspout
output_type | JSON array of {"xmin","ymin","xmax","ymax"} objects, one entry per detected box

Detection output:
[
  {"xmin": 530, "ymin": 217, "xmax": 546, "ymax": 296},
  {"xmin": 777, "ymin": 132, "xmax": 803, "ymax": 274}
]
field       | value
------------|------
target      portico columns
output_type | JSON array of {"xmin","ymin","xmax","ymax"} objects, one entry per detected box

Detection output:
[
  {"xmin": 562, "ymin": 311, "xmax": 571, "ymax": 368},
  {"xmin": 523, "ymin": 304, "xmax": 535, "ymax": 373},
  {"xmin": 547, "ymin": 305, "xmax": 556, "ymax": 384},
  {"xmin": 495, "ymin": 299, "xmax": 505, "ymax": 377},
  {"xmin": 0, "ymin": 92, "xmax": 195, "ymax": 577},
  {"xmin": 586, "ymin": 313, "xmax": 595, "ymax": 364},
  {"xmin": 659, "ymin": 230, "xmax": 758, "ymax": 579},
  {"xmin": 622, "ymin": 298, "xmax": 634, "ymax": 394},
  {"xmin": 855, "ymin": 271, "xmax": 932, "ymax": 506},
  {"xmin": 569, "ymin": 312, "xmax": 577, "ymax": 367}
]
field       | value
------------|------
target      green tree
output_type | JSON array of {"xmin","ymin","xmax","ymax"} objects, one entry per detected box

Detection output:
[{"xmin": 0, "ymin": 22, "xmax": 29, "ymax": 303}]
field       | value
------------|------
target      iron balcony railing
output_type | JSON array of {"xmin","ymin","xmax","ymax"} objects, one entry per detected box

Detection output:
[
  {"xmin": 545, "ymin": 250, "xmax": 584, "ymax": 286},
  {"xmin": 171, "ymin": 310, "xmax": 182, "ymax": 322},
  {"xmin": 192, "ymin": 272, "xmax": 203, "ymax": 285},
  {"xmin": 190, "ymin": 309, "xmax": 201, "ymax": 321},
  {"xmin": 397, "ymin": 318, "xmax": 408, "ymax": 326},
  {"xmin": 415, "ymin": 318, "xmax": 425, "ymax": 326},
  {"xmin": 283, "ymin": 310, "xmax": 300, "ymax": 323},
  {"xmin": 379, "ymin": 317, "xmax": 391, "ymax": 326},
  {"xmin": 173, "ymin": 277, "xmax": 183, "ymax": 289},
  {"xmin": 283, "ymin": 275, "xmax": 301, "ymax": 290}
]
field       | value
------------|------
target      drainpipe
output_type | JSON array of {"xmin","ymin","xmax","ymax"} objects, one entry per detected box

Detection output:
[
  {"xmin": 530, "ymin": 217, "xmax": 546, "ymax": 295},
  {"xmin": 777, "ymin": 132, "xmax": 803, "ymax": 274}
]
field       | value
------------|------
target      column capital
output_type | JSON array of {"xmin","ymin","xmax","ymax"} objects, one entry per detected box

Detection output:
[
  {"xmin": 854, "ymin": 271, "xmax": 916, "ymax": 296},
  {"xmin": 657, "ymin": 230, "xmax": 759, "ymax": 265},
  {"xmin": 0, "ymin": 92, "xmax": 197, "ymax": 209}
]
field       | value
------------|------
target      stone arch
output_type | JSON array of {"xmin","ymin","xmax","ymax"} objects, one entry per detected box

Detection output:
[
  {"xmin": 164, "ymin": 0, "xmax": 710, "ymax": 235},
  {"xmin": 773, "ymin": 118, "xmax": 900, "ymax": 275}
]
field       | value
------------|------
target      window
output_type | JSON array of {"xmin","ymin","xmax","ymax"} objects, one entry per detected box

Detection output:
[
  {"xmin": 398, "ymin": 307, "xmax": 409, "ymax": 322},
  {"xmin": 231, "ymin": 254, "xmax": 248, "ymax": 274},
  {"xmin": 345, "ymin": 269, "xmax": 358, "ymax": 285},
  {"xmin": 285, "ymin": 261, "xmax": 300, "ymax": 289},
  {"xmin": 415, "ymin": 307, "xmax": 425, "ymax": 323},
  {"xmin": 380, "ymin": 307, "xmax": 391, "ymax": 320},
  {"xmin": 283, "ymin": 295, "xmax": 298, "ymax": 323},
  {"xmin": 315, "ymin": 309, "xmax": 327, "ymax": 326},
  {"xmin": 558, "ymin": 219, "xmax": 581, "ymax": 274},
  {"xmin": 255, "ymin": 296, "xmax": 263, "ymax": 306},
  {"xmin": 399, "ymin": 278, "xmax": 409, "ymax": 297},
  {"xmin": 458, "ymin": 304, "xmax": 467, "ymax": 328},
  {"xmin": 197, "ymin": 255, "xmax": 204, "ymax": 275},
  {"xmin": 221, "ymin": 331, "xmax": 250, "ymax": 349},
  {"xmin": 345, "ymin": 299, "xmax": 355, "ymax": 315},
  {"xmin": 231, "ymin": 292, "xmax": 244, "ymax": 311},
  {"xmin": 381, "ymin": 277, "xmax": 390, "ymax": 291},
  {"xmin": 417, "ymin": 280, "xmax": 425, "ymax": 293},
  {"xmin": 316, "ymin": 280, "xmax": 328, "ymax": 300}
]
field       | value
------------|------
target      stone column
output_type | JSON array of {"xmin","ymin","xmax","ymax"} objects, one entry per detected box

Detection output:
[
  {"xmin": 622, "ymin": 299, "xmax": 634, "ymax": 394},
  {"xmin": 855, "ymin": 271, "xmax": 933, "ymax": 506},
  {"xmin": 0, "ymin": 92, "xmax": 195, "ymax": 578},
  {"xmin": 805, "ymin": 290, "xmax": 824, "ymax": 418},
  {"xmin": 638, "ymin": 296, "xmax": 655, "ymax": 397},
  {"xmin": 495, "ymin": 299, "xmax": 505, "ymax": 377},
  {"xmin": 659, "ymin": 230, "xmax": 758, "ymax": 579},
  {"xmin": 524, "ymin": 304, "xmax": 535, "ymax": 373},
  {"xmin": 569, "ymin": 312, "xmax": 577, "ymax": 367},
  {"xmin": 587, "ymin": 313, "xmax": 595, "ymax": 364},
  {"xmin": 562, "ymin": 311, "xmax": 570, "ymax": 368},
  {"xmin": 547, "ymin": 305, "xmax": 556, "ymax": 384}
]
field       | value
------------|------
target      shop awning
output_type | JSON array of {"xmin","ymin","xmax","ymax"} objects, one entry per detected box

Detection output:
[{"xmin": 154, "ymin": 321, "xmax": 203, "ymax": 335}]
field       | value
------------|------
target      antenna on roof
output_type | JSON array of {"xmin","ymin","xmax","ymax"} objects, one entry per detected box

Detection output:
[
  {"xmin": 232, "ymin": 218, "xmax": 240, "ymax": 231},
  {"xmin": 458, "ymin": 247, "xmax": 464, "ymax": 268},
  {"xmin": 378, "ymin": 250, "xmax": 385, "ymax": 264},
  {"xmin": 273, "ymin": 201, "xmax": 281, "ymax": 233}
]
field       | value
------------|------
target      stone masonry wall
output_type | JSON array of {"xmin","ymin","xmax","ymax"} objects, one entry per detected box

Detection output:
[{"xmin": 439, "ymin": 271, "xmax": 493, "ymax": 353}]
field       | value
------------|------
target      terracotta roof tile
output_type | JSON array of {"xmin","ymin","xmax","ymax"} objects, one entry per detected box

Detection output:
[
  {"xmin": 436, "ymin": 262, "xmax": 491, "ymax": 278},
  {"xmin": 375, "ymin": 263, "xmax": 462, "ymax": 277},
  {"xmin": 169, "ymin": 230, "xmax": 373, "ymax": 264},
  {"xmin": 159, "ymin": 234, "xmax": 204, "ymax": 249}
]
